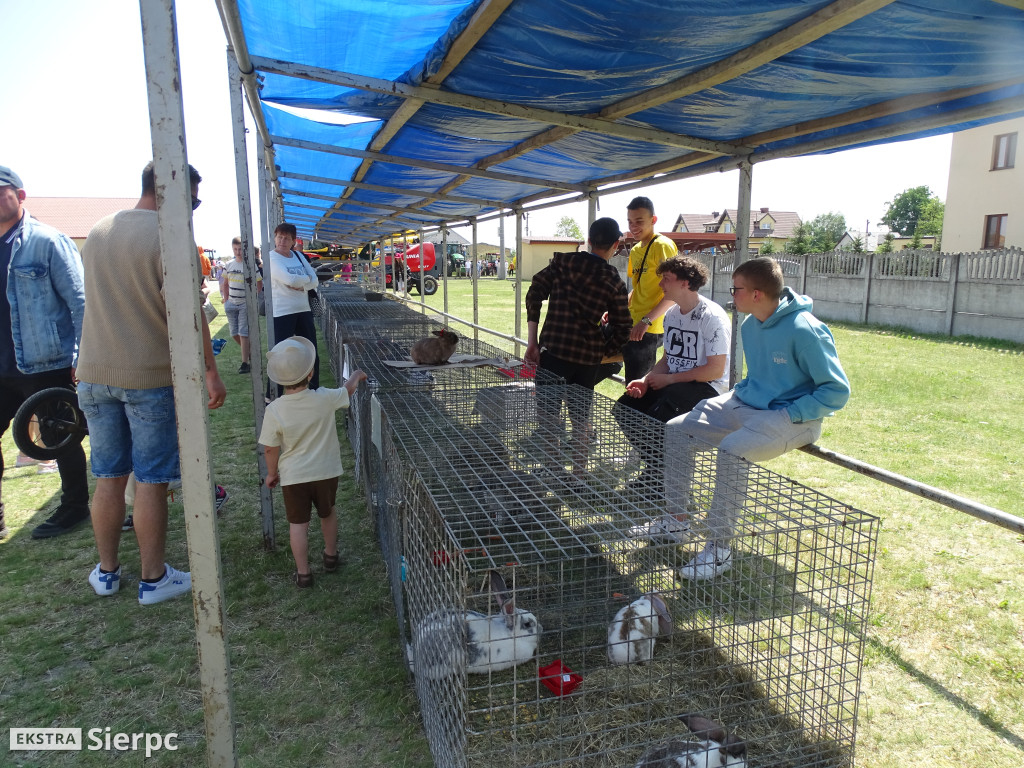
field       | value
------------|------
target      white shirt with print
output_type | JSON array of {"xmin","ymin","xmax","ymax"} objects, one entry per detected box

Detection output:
[{"xmin": 661, "ymin": 294, "xmax": 731, "ymax": 394}]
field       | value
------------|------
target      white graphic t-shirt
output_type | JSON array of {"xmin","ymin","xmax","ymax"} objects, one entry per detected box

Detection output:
[{"xmin": 661, "ymin": 294, "xmax": 731, "ymax": 393}]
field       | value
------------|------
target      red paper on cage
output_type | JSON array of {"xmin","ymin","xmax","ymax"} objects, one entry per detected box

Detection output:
[{"xmin": 538, "ymin": 660, "xmax": 582, "ymax": 696}]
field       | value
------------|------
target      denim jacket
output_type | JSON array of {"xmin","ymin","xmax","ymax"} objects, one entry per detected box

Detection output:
[{"xmin": 6, "ymin": 211, "xmax": 85, "ymax": 373}]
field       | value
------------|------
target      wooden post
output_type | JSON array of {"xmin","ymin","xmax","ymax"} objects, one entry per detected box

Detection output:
[
  {"xmin": 226, "ymin": 51, "xmax": 275, "ymax": 551},
  {"xmin": 138, "ymin": 1, "xmax": 237, "ymax": 764}
]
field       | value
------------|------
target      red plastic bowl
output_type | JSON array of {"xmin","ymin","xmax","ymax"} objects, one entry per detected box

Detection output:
[{"xmin": 539, "ymin": 660, "xmax": 582, "ymax": 696}]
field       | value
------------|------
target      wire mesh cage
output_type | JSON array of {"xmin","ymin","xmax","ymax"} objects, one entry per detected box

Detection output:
[
  {"xmin": 321, "ymin": 293, "xmax": 878, "ymax": 768},
  {"xmin": 375, "ymin": 386, "xmax": 878, "ymax": 768}
]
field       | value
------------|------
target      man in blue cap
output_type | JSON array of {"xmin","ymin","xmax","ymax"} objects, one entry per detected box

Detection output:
[{"xmin": 0, "ymin": 165, "xmax": 90, "ymax": 539}]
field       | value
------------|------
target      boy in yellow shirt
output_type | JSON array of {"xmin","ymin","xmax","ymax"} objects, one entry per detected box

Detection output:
[{"xmin": 624, "ymin": 196, "xmax": 677, "ymax": 382}]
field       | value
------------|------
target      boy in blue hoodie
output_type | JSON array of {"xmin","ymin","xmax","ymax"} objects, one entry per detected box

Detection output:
[{"xmin": 665, "ymin": 257, "xmax": 850, "ymax": 581}]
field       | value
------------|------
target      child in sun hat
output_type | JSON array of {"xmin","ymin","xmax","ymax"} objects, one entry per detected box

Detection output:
[{"xmin": 258, "ymin": 336, "xmax": 366, "ymax": 588}]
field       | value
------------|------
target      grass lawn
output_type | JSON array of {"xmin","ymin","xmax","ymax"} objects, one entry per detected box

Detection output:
[{"xmin": 1, "ymin": 279, "xmax": 1022, "ymax": 767}]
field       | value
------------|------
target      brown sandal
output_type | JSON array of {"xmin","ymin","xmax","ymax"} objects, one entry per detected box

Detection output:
[
  {"xmin": 322, "ymin": 551, "xmax": 340, "ymax": 573},
  {"xmin": 293, "ymin": 571, "xmax": 314, "ymax": 589}
]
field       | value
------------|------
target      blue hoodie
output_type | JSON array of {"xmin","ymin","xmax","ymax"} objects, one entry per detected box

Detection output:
[{"xmin": 733, "ymin": 288, "xmax": 850, "ymax": 423}]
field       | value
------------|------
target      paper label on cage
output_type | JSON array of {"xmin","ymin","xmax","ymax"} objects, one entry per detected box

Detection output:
[
  {"xmin": 371, "ymin": 395, "xmax": 382, "ymax": 452},
  {"xmin": 562, "ymin": 674, "xmax": 571, "ymax": 683}
]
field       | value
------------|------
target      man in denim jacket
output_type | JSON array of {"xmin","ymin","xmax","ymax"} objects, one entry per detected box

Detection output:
[{"xmin": 0, "ymin": 166, "xmax": 90, "ymax": 539}]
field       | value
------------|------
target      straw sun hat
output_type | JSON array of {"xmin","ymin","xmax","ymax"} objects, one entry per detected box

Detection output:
[{"xmin": 267, "ymin": 336, "xmax": 316, "ymax": 386}]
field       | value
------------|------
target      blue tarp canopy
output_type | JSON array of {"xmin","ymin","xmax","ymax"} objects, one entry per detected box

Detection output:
[{"xmin": 222, "ymin": 0, "xmax": 1024, "ymax": 245}]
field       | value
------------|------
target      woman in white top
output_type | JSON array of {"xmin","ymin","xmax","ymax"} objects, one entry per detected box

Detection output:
[{"xmin": 266, "ymin": 223, "xmax": 320, "ymax": 396}]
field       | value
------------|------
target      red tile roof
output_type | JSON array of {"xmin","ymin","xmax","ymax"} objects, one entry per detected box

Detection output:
[
  {"xmin": 24, "ymin": 197, "xmax": 137, "ymax": 239},
  {"xmin": 720, "ymin": 209, "xmax": 802, "ymax": 239},
  {"xmin": 672, "ymin": 213, "xmax": 719, "ymax": 233}
]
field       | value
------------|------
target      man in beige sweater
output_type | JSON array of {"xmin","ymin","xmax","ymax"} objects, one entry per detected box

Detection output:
[{"xmin": 76, "ymin": 162, "xmax": 226, "ymax": 606}]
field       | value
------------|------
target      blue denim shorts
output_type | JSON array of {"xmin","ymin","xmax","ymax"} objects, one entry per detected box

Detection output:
[{"xmin": 77, "ymin": 382, "xmax": 180, "ymax": 483}]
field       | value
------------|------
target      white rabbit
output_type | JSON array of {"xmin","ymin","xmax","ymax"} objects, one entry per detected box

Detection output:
[
  {"xmin": 634, "ymin": 715, "xmax": 747, "ymax": 768},
  {"xmin": 607, "ymin": 592, "xmax": 673, "ymax": 665},
  {"xmin": 413, "ymin": 570, "xmax": 542, "ymax": 680},
  {"xmin": 409, "ymin": 328, "xmax": 459, "ymax": 365}
]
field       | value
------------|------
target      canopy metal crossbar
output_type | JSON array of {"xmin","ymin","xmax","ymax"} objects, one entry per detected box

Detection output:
[{"xmin": 217, "ymin": 0, "xmax": 1024, "ymax": 247}]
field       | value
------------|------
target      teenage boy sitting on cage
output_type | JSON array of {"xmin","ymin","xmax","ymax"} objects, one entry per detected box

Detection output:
[{"xmin": 259, "ymin": 336, "xmax": 366, "ymax": 588}]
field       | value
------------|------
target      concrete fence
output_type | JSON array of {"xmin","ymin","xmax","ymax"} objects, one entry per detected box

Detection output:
[{"xmin": 693, "ymin": 247, "xmax": 1024, "ymax": 344}]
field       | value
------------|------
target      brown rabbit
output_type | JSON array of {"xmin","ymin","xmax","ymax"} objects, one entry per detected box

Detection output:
[{"xmin": 410, "ymin": 329, "xmax": 460, "ymax": 365}]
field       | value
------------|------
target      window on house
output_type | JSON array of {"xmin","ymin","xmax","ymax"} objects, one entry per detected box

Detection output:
[
  {"xmin": 983, "ymin": 214, "xmax": 1007, "ymax": 249},
  {"xmin": 991, "ymin": 133, "xmax": 1017, "ymax": 170}
]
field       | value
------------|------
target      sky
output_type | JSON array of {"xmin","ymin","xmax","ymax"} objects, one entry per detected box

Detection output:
[{"xmin": 2, "ymin": 1, "xmax": 954, "ymax": 256}]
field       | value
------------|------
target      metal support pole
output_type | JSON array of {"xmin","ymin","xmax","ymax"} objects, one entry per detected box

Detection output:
[
  {"xmin": 227, "ymin": 50, "xmax": 275, "ymax": 550},
  {"xmin": 799, "ymin": 444, "xmax": 1024, "ymax": 535},
  {"xmin": 418, "ymin": 227, "xmax": 426, "ymax": 312},
  {"xmin": 515, "ymin": 209, "xmax": 524, "ymax": 358},
  {"xmin": 471, "ymin": 219, "xmax": 480, "ymax": 348},
  {"xmin": 587, "ymin": 194, "xmax": 597, "ymax": 233},
  {"xmin": 138, "ymin": 2, "xmax": 237, "ymax": 765},
  {"xmin": 257, "ymin": 157, "xmax": 276, "ymax": 351},
  {"xmin": 441, "ymin": 227, "xmax": 450, "ymax": 316},
  {"xmin": 729, "ymin": 160, "xmax": 753, "ymax": 388},
  {"xmin": 498, "ymin": 213, "xmax": 507, "ymax": 280}
]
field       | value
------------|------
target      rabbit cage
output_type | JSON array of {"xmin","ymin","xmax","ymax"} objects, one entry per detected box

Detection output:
[
  {"xmin": 321, "ymin": 289, "xmax": 879, "ymax": 767},
  {"xmin": 372, "ymin": 385, "xmax": 878, "ymax": 768}
]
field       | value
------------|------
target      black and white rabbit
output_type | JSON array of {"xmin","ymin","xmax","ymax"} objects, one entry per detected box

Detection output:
[
  {"xmin": 634, "ymin": 715, "xmax": 747, "ymax": 768},
  {"xmin": 409, "ymin": 328, "xmax": 459, "ymax": 365},
  {"xmin": 413, "ymin": 570, "xmax": 542, "ymax": 680},
  {"xmin": 607, "ymin": 592, "xmax": 673, "ymax": 665}
]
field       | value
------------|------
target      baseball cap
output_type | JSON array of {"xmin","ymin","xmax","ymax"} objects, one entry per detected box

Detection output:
[
  {"xmin": 267, "ymin": 336, "xmax": 317, "ymax": 386},
  {"xmin": 0, "ymin": 166, "xmax": 24, "ymax": 189},
  {"xmin": 589, "ymin": 217, "xmax": 623, "ymax": 249}
]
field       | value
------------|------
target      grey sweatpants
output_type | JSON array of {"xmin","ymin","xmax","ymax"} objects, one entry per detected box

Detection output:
[{"xmin": 664, "ymin": 391, "xmax": 823, "ymax": 545}]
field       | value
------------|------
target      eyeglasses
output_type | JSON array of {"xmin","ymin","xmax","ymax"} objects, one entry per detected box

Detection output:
[
  {"xmin": 191, "ymin": 197, "xmax": 202, "ymax": 211},
  {"xmin": 729, "ymin": 286, "xmax": 745, "ymax": 295}
]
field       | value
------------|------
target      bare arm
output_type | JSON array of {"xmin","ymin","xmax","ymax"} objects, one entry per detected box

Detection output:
[
  {"xmin": 201, "ymin": 313, "xmax": 226, "ymax": 409},
  {"xmin": 646, "ymin": 353, "xmax": 727, "ymax": 390},
  {"xmin": 263, "ymin": 445, "xmax": 280, "ymax": 489}
]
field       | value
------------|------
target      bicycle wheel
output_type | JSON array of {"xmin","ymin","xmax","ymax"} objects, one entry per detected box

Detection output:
[{"xmin": 12, "ymin": 387, "xmax": 89, "ymax": 461}]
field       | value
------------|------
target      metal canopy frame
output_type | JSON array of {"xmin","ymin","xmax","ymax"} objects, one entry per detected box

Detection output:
[{"xmin": 215, "ymin": 0, "xmax": 1024, "ymax": 249}]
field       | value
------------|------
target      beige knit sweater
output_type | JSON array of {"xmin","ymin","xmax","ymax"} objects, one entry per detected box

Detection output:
[{"xmin": 77, "ymin": 209, "xmax": 187, "ymax": 389}]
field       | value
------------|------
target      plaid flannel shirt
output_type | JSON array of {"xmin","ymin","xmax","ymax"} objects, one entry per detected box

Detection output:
[{"xmin": 525, "ymin": 251, "xmax": 632, "ymax": 365}]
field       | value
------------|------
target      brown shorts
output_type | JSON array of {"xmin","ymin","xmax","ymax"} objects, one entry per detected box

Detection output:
[{"xmin": 281, "ymin": 477, "xmax": 339, "ymax": 524}]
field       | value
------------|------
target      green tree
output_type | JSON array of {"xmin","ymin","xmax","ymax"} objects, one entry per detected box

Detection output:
[
  {"xmin": 759, "ymin": 237, "xmax": 776, "ymax": 255},
  {"xmin": 807, "ymin": 211, "xmax": 847, "ymax": 252},
  {"xmin": 851, "ymin": 236, "xmax": 864, "ymax": 253},
  {"xmin": 908, "ymin": 230, "xmax": 923, "ymax": 250},
  {"xmin": 787, "ymin": 223, "xmax": 812, "ymax": 255},
  {"xmin": 555, "ymin": 216, "xmax": 583, "ymax": 240},
  {"xmin": 881, "ymin": 186, "xmax": 944, "ymax": 237},
  {"xmin": 878, "ymin": 232, "xmax": 896, "ymax": 253}
]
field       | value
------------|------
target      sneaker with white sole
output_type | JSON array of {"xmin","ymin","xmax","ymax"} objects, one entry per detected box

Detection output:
[
  {"xmin": 628, "ymin": 514, "xmax": 692, "ymax": 545},
  {"xmin": 89, "ymin": 564, "xmax": 121, "ymax": 596},
  {"xmin": 679, "ymin": 545, "xmax": 733, "ymax": 581},
  {"xmin": 138, "ymin": 564, "xmax": 191, "ymax": 605}
]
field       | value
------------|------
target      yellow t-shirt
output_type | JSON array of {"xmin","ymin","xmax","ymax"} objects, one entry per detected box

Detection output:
[{"xmin": 627, "ymin": 234, "xmax": 676, "ymax": 334}]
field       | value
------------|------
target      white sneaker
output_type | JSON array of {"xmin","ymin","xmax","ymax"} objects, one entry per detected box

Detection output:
[
  {"xmin": 629, "ymin": 514, "xmax": 692, "ymax": 545},
  {"xmin": 89, "ymin": 564, "xmax": 121, "ymax": 596},
  {"xmin": 138, "ymin": 563, "xmax": 191, "ymax": 605},
  {"xmin": 679, "ymin": 545, "xmax": 732, "ymax": 581}
]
